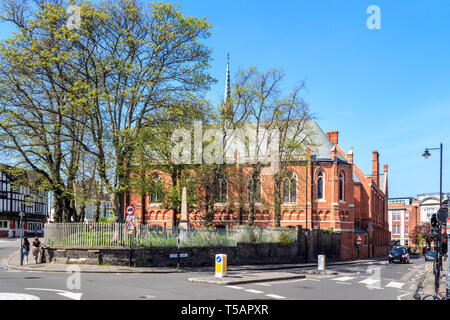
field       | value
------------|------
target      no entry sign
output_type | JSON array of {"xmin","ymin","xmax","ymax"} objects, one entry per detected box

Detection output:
[{"xmin": 126, "ymin": 205, "xmax": 135, "ymax": 216}]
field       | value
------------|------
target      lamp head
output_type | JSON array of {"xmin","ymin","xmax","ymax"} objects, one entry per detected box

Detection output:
[{"xmin": 422, "ymin": 149, "xmax": 431, "ymax": 159}]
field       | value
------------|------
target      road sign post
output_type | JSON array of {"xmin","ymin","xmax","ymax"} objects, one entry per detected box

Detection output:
[
  {"xmin": 19, "ymin": 212, "xmax": 25, "ymax": 266},
  {"xmin": 304, "ymin": 230, "xmax": 310, "ymax": 263},
  {"xmin": 356, "ymin": 235, "xmax": 362, "ymax": 260},
  {"xmin": 215, "ymin": 254, "xmax": 227, "ymax": 278}
]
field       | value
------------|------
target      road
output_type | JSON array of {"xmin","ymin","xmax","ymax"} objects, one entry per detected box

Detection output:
[{"xmin": 0, "ymin": 239, "xmax": 428, "ymax": 300}]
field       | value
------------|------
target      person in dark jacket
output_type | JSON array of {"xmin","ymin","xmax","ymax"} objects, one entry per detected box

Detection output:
[
  {"xmin": 21, "ymin": 238, "xmax": 30, "ymax": 265},
  {"xmin": 31, "ymin": 238, "xmax": 41, "ymax": 263}
]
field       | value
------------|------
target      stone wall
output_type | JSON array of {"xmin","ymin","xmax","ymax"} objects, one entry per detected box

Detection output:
[{"xmin": 41, "ymin": 229, "xmax": 341, "ymax": 267}]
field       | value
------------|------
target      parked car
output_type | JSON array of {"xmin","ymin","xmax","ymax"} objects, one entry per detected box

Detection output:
[
  {"xmin": 425, "ymin": 250, "xmax": 437, "ymax": 262},
  {"xmin": 388, "ymin": 246, "xmax": 410, "ymax": 264}
]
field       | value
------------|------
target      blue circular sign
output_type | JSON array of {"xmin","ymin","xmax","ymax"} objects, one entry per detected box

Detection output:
[{"xmin": 216, "ymin": 256, "xmax": 222, "ymax": 263}]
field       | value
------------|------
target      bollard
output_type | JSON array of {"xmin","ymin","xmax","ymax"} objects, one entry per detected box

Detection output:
[
  {"xmin": 215, "ymin": 254, "xmax": 227, "ymax": 278},
  {"xmin": 318, "ymin": 255, "xmax": 325, "ymax": 271}
]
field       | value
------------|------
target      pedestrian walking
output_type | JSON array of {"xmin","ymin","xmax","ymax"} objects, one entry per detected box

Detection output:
[
  {"xmin": 21, "ymin": 238, "xmax": 30, "ymax": 265},
  {"xmin": 31, "ymin": 237, "xmax": 41, "ymax": 264}
]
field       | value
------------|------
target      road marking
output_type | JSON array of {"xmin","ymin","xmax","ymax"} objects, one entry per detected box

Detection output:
[
  {"xmin": 244, "ymin": 289, "xmax": 264, "ymax": 294},
  {"xmin": 265, "ymin": 294, "xmax": 286, "ymax": 299},
  {"xmin": 25, "ymin": 288, "xmax": 82, "ymax": 300},
  {"xmin": 303, "ymin": 278, "xmax": 320, "ymax": 282},
  {"xmin": 255, "ymin": 283, "xmax": 272, "ymax": 287},
  {"xmin": 358, "ymin": 278, "xmax": 380, "ymax": 285},
  {"xmin": 332, "ymin": 276, "xmax": 356, "ymax": 282},
  {"xmin": 385, "ymin": 281, "xmax": 405, "ymax": 289},
  {"xmin": 226, "ymin": 286, "xmax": 244, "ymax": 290},
  {"xmin": 0, "ymin": 292, "xmax": 40, "ymax": 300},
  {"xmin": 396, "ymin": 292, "xmax": 410, "ymax": 300}
]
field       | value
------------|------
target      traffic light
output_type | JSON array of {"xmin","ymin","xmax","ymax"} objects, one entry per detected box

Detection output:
[
  {"xmin": 431, "ymin": 213, "xmax": 440, "ymax": 236},
  {"xmin": 431, "ymin": 213, "xmax": 439, "ymax": 228}
]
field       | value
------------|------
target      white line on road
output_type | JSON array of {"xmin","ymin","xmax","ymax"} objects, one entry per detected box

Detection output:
[
  {"xmin": 336, "ymin": 282, "xmax": 352, "ymax": 285},
  {"xmin": 358, "ymin": 278, "xmax": 380, "ymax": 285},
  {"xmin": 265, "ymin": 294, "xmax": 286, "ymax": 299},
  {"xmin": 25, "ymin": 288, "xmax": 82, "ymax": 300},
  {"xmin": 226, "ymin": 286, "xmax": 244, "ymax": 290},
  {"xmin": 255, "ymin": 283, "xmax": 272, "ymax": 286},
  {"xmin": 385, "ymin": 281, "xmax": 405, "ymax": 289},
  {"xmin": 332, "ymin": 276, "xmax": 356, "ymax": 282},
  {"xmin": 244, "ymin": 289, "xmax": 264, "ymax": 294},
  {"xmin": 396, "ymin": 292, "xmax": 411, "ymax": 300}
]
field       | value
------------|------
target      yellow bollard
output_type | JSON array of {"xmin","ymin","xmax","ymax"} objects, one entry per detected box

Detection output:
[{"xmin": 215, "ymin": 254, "xmax": 227, "ymax": 278}]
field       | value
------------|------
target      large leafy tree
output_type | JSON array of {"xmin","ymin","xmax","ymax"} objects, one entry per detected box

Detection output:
[{"xmin": 0, "ymin": 0, "xmax": 214, "ymax": 222}]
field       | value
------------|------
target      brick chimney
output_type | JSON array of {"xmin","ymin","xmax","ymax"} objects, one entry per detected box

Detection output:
[
  {"xmin": 384, "ymin": 164, "xmax": 388, "ymax": 173},
  {"xmin": 372, "ymin": 151, "xmax": 379, "ymax": 186},
  {"xmin": 331, "ymin": 145, "xmax": 337, "ymax": 160},
  {"xmin": 326, "ymin": 131, "xmax": 339, "ymax": 145},
  {"xmin": 347, "ymin": 148, "xmax": 354, "ymax": 163}
]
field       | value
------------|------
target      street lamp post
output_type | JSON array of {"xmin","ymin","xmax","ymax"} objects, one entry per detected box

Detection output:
[
  {"xmin": 422, "ymin": 143, "xmax": 444, "ymax": 294},
  {"xmin": 19, "ymin": 211, "xmax": 25, "ymax": 266}
]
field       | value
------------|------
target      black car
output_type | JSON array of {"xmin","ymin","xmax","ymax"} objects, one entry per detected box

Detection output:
[
  {"xmin": 425, "ymin": 250, "xmax": 437, "ymax": 261},
  {"xmin": 388, "ymin": 246, "xmax": 410, "ymax": 264}
]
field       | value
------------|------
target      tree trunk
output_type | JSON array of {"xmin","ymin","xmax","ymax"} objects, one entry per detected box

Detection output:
[{"xmin": 274, "ymin": 176, "xmax": 282, "ymax": 227}]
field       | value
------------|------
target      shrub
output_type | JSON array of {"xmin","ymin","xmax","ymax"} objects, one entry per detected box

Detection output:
[{"xmin": 278, "ymin": 231, "xmax": 293, "ymax": 247}]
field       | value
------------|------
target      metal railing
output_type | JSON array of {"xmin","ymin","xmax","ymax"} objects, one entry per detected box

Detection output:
[{"xmin": 43, "ymin": 223, "xmax": 299, "ymax": 248}]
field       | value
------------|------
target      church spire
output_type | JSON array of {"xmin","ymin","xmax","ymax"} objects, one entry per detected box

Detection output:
[{"xmin": 224, "ymin": 53, "xmax": 231, "ymax": 104}]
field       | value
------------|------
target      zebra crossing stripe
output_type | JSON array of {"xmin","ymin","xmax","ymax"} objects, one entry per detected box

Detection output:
[
  {"xmin": 358, "ymin": 278, "xmax": 380, "ymax": 285},
  {"xmin": 385, "ymin": 281, "xmax": 405, "ymax": 289},
  {"xmin": 332, "ymin": 276, "xmax": 356, "ymax": 282}
]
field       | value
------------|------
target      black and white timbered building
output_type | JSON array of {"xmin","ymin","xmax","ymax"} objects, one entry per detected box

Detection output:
[{"xmin": 0, "ymin": 169, "xmax": 48, "ymax": 238}]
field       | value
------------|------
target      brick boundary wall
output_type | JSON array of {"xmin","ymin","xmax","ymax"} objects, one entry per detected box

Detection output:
[{"xmin": 41, "ymin": 231, "xmax": 341, "ymax": 268}]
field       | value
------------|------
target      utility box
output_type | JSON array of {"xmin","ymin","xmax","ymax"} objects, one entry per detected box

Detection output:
[
  {"xmin": 318, "ymin": 255, "xmax": 326, "ymax": 271},
  {"xmin": 215, "ymin": 254, "xmax": 227, "ymax": 278}
]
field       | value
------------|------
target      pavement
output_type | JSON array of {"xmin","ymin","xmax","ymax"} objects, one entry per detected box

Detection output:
[
  {"xmin": 1, "ymin": 248, "xmax": 386, "ymax": 275},
  {"xmin": 415, "ymin": 257, "xmax": 448, "ymax": 300}
]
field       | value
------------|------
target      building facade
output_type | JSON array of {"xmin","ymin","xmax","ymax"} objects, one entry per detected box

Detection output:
[
  {"xmin": 0, "ymin": 169, "xmax": 48, "ymax": 238},
  {"xmin": 126, "ymin": 121, "xmax": 391, "ymax": 260},
  {"xmin": 388, "ymin": 193, "xmax": 449, "ymax": 248}
]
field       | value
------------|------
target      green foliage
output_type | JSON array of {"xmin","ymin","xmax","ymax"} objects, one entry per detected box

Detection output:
[
  {"xmin": 278, "ymin": 230, "xmax": 294, "ymax": 247},
  {"xmin": 98, "ymin": 213, "xmax": 115, "ymax": 223}
]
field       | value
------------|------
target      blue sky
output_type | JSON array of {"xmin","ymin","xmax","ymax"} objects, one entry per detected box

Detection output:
[
  {"xmin": 164, "ymin": 0, "xmax": 450, "ymax": 198},
  {"xmin": 0, "ymin": 0, "xmax": 449, "ymax": 198}
]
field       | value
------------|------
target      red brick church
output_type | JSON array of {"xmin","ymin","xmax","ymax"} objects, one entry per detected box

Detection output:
[
  {"xmin": 126, "ymin": 120, "xmax": 391, "ymax": 260},
  {"xmin": 126, "ymin": 57, "xmax": 391, "ymax": 260}
]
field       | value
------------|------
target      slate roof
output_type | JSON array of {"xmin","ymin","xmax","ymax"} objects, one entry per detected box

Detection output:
[{"xmin": 307, "ymin": 120, "xmax": 348, "ymax": 162}]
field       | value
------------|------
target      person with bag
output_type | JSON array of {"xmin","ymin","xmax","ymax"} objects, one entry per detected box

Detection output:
[
  {"xmin": 21, "ymin": 238, "xmax": 30, "ymax": 265},
  {"xmin": 31, "ymin": 237, "xmax": 41, "ymax": 264}
]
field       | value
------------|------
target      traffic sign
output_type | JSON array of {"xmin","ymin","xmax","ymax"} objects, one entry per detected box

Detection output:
[
  {"xmin": 126, "ymin": 215, "xmax": 135, "ymax": 221},
  {"xmin": 356, "ymin": 235, "xmax": 362, "ymax": 245},
  {"xmin": 447, "ymin": 218, "xmax": 450, "ymax": 235},
  {"xmin": 215, "ymin": 254, "xmax": 227, "ymax": 278},
  {"xmin": 126, "ymin": 220, "xmax": 135, "ymax": 231},
  {"xmin": 126, "ymin": 205, "xmax": 135, "ymax": 216},
  {"xmin": 170, "ymin": 253, "xmax": 188, "ymax": 258},
  {"xmin": 304, "ymin": 230, "xmax": 310, "ymax": 237}
]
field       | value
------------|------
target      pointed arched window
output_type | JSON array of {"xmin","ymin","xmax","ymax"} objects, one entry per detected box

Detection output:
[
  {"xmin": 247, "ymin": 172, "xmax": 262, "ymax": 203},
  {"xmin": 317, "ymin": 171, "xmax": 324, "ymax": 200},
  {"xmin": 150, "ymin": 174, "xmax": 164, "ymax": 204},
  {"xmin": 214, "ymin": 174, "xmax": 228, "ymax": 204},
  {"xmin": 339, "ymin": 172, "xmax": 345, "ymax": 201},
  {"xmin": 283, "ymin": 171, "xmax": 297, "ymax": 203}
]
